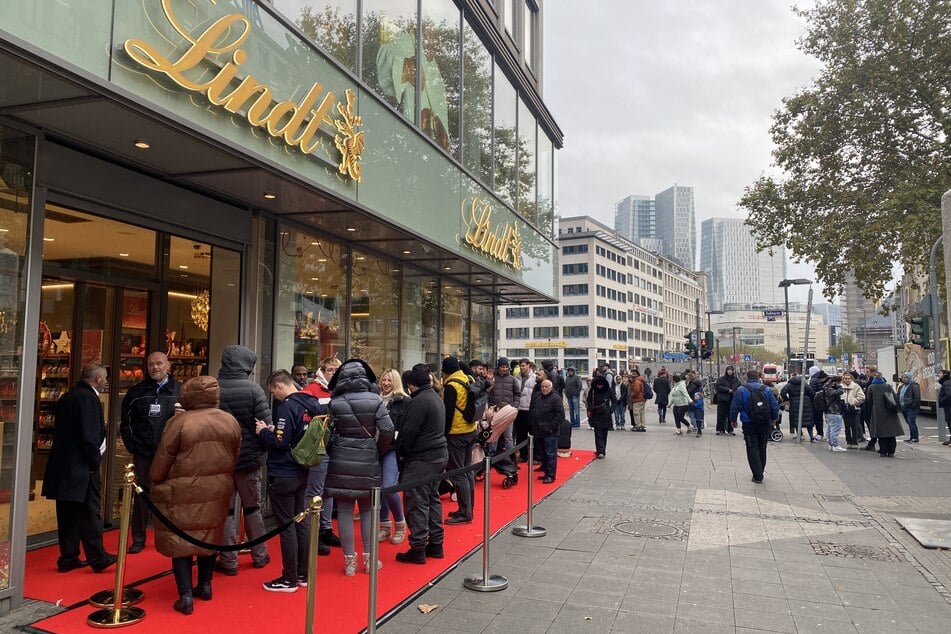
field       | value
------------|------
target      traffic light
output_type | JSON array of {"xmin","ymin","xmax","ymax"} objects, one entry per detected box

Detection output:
[
  {"xmin": 909, "ymin": 316, "xmax": 931, "ymax": 348},
  {"xmin": 685, "ymin": 332, "xmax": 697, "ymax": 358}
]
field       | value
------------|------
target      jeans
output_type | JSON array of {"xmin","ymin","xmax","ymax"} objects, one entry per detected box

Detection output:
[
  {"xmin": 657, "ymin": 403, "xmax": 668, "ymax": 423},
  {"xmin": 305, "ymin": 457, "xmax": 335, "ymax": 532},
  {"xmin": 693, "ymin": 413, "xmax": 704, "ymax": 433},
  {"xmin": 541, "ymin": 435, "xmax": 558, "ymax": 478},
  {"xmin": 826, "ymin": 413, "xmax": 843, "ymax": 448},
  {"xmin": 268, "ymin": 472, "xmax": 308, "ymax": 584},
  {"xmin": 568, "ymin": 395, "xmax": 581, "ymax": 428},
  {"xmin": 219, "ymin": 466, "xmax": 269, "ymax": 569},
  {"xmin": 613, "ymin": 402, "xmax": 627, "ymax": 428},
  {"xmin": 378, "ymin": 451, "xmax": 404, "ymax": 523},
  {"xmin": 904, "ymin": 407, "xmax": 920, "ymax": 441},
  {"xmin": 743, "ymin": 426, "xmax": 769, "ymax": 480},
  {"xmin": 337, "ymin": 499, "xmax": 371, "ymax": 556}
]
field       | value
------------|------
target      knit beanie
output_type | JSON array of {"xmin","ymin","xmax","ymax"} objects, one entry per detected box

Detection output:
[
  {"xmin": 442, "ymin": 356, "xmax": 460, "ymax": 375},
  {"xmin": 496, "ymin": 356, "xmax": 510, "ymax": 369}
]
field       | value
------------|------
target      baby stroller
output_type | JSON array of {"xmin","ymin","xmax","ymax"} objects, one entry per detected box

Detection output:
[
  {"xmin": 769, "ymin": 414, "xmax": 784, "ymax": 442},
  {"xmin": 472, "ymin": 404, "xmax": 519, "ymax": 489}
]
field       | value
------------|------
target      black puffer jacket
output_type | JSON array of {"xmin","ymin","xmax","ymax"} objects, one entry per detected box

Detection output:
[
  {"xmin": 324, "ymin": 360, "xmax": 394, "ymax": 501},
  {"xmin": 396, "ymin": 385, "xmax": 447, "ymax": 464},
  {"xmin": 217, "ymin": 345, "xmax": 271, "ymax": 472},
  {"xmin": 715, "ymin": 368, "xmax": 741, "ymax": 404},
  {"xmin": 781, "ymin": 376, "xmax": 815, "ymax": 427}
]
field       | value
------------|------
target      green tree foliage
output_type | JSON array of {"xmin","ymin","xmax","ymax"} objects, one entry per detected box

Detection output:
[
  {"xmin": 740, "ymin": 0, "xmax": 951, "ymax": 302},
  {"xmin": 828, "ymin": 334, "xmax": 859, "ymax": 360}
]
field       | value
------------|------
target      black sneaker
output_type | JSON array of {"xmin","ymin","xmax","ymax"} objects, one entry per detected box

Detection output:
[
  {"xmin": 262, "ymin": 577, "xmax": 298, "ymax": 593},
  {"xmin": 445, "ymin": 515, "xmax": 472, "ymax": 525},
  {"xmin": 320, "ymin": 529, "xmax": 341, "ymax": 547},
  {"xmin": 297, "ymin": 575, "xmax": 308, "ymax": 587}
]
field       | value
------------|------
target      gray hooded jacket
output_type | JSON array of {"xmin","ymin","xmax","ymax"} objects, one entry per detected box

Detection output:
[{"xmin": 217, "ymin": 345, "xmax": 271, "ymax": 472}]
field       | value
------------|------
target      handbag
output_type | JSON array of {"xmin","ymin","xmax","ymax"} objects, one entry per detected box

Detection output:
[{"xmin": 883, "ymin": 389, "xmax": 899, "ymax": 413}]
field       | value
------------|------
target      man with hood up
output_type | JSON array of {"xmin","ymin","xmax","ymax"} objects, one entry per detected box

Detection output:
[
  {"xmin": 714, "ymin": 366, "xmax": 741, "ymax": 435},
  {"xmin": 215, "ymin": 345, "xmax": 272, "ymax": 575}
]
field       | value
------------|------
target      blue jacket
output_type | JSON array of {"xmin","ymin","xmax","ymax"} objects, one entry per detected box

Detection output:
[
  {"xmin": 260, "ymin": 391, "xmax": 323, "ymax": 478},
  {"xmin": 729, "ymin": 380, "xmax": 780, "ymax": 426}
]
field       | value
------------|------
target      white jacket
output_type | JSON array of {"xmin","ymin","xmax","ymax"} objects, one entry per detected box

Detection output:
[{"xmin": 517, "ymin": 373, "xmax": 536, "ymax": 411}]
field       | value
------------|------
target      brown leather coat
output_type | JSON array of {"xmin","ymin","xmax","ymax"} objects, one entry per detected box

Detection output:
[{"xmin": 149, "ymin": 376, "xmax": 241, "ymax": 558}]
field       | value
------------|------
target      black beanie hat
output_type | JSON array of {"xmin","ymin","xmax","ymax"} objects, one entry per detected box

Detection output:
[
  {"xmin": 496, "ymin": 356, "xmax": 510, "ymax": 368},
  {"xmin": 442, "ymin": 356, "xmax": 460, "ymax": 375}
]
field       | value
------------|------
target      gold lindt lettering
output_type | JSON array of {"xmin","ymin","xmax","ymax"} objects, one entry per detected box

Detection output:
[
  {"xmin": 461, "ymin": 197, "xmax": 523, "ymax": 270},
  {"xmin": 123, "ymin": 1, "xmax": 347, "ymax": 160}
]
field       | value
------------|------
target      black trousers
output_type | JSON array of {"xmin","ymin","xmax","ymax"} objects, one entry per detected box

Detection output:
[
  {"xmin": 716, "ymin": 402, "xmax": 732, "ymax": 432},
  {"xmin": 55, "ymin": 471, "xmax": 108, "ymax": 568},
  {"xmin": 514, "ymin": 410, "xmax": 531, "ymax": 457},
  {"xmin": 172, "ymin": 555, "xmax": 214, "ymax": 595},
  {"xmin": 843, "ymin": 409, "xmax": 862, "ymax": 445},
  {"xmin": 743, "ymin": 426, "xmax": 769, "ymax": 480},
  {"xmin": 592, "ymin": 423, "xmax": 610, "ymax": 455},
  {"xmin": 131, "ymin": 453, "xmax": 152, "ymax": 547},
  {"xmin": 402, "ymin": 455, "xmax": 447, "ymax": 550},
  {"xmin": 268, "ymin": 473, "xmax": 308, "ymax": 584},
  {"xmin": 446, "ymin": 432, "xmax": 477, "ymax": 518},
  {"xmin": 878, "ymin": 436, "xmax": 897, "ymax": 456}
]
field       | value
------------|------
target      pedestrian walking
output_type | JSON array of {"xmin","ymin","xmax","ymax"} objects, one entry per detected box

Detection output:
[
  {"xmin": 730, "ymin": 370, "xmax": 780, "ymax": 483},
  {"xmin": 613, "ymin": 374, "xmax": 628, "ymax": 430},
  {"xmin": 669, "ymin": 374, "xmax": 691, "ymax": 434},
  {"xmin": 585, "ymin": 376, "xmax": 616, "ymax": 458},
  {"xmin": 628, "ymin": 370, "xmax": 648, "ymax": 431},
  {"xmin": 653, "ymin": 369, "xmax": 671, "ymax": 424}
]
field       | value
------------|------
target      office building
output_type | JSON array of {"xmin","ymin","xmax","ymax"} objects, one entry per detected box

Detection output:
[
  {"xmin": 700, "ymin": 217, "xmax": 787, "ymax": 310},
  {"xmin": 614, "ymin": 194, "xmax": 655, "ymax": 243},
  {"xmin": 654, "ymin": 184, "xmax": 696, "ymax": 269}
]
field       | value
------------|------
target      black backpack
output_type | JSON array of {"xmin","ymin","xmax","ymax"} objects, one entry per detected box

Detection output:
[
  {"xmin": 446, "ymin": 377, "xmax": 479, "ymax": 423},
  {"xmin": 743, "ymin": 383, "xmax": 772, "ymax": 424},
  {"xmin": 813, "ymin": 388, "xmax": 828, "ymax": 414}
]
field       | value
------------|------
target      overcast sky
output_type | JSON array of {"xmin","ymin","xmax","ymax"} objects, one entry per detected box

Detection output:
[{"xmin": 543, "ymin": 1, "xmax": 821, "ymax": 303}]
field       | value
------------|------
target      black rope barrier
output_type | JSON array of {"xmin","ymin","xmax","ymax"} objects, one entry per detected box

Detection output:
[
  {"xmin": 381, "ymin": 439, "xmax": 529, "ymax": 497},
  {"xmin": 136, "ymin": 489, "xmax": 299, "ymax": 552}
]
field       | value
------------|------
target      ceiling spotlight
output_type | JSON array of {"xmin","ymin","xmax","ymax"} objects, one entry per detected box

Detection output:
[
  {"xmin": 355, "ymin": 256, "xmax": 365, "ymax": 261},
  {"xmin": 345, "ymin": 226, "xmax": 357, "ymax": 232},
  {"xmin": 443, "ymin": 265, "xmax": 452, "ymax": 271},
  {"xmin": 401, "ymin": 249, "xmax": 411, "ymax": 255},
  {"xmin": 133, "ymin": 140, "xmax": 151, "ymax": 149},
  {"xmin": 311, "ymin": 240, "xmax": 320, "ymax": 246},
  {"xmin": 0, "ymin": 228, "xmax": 9, "ymax": 233},
  {"xmin": 311, "ymin": 277, "xmax": 319, "ymax": 281},
  {"xmin": 178, "ymin": 265, "xmax": 189, "ymax": 269},
  {"xmin": 118, "ymin": 252, "xmax": 130, "ymax": 257},
  {"xmin": 318, "ymin": 258, "xmax": 327, "ymax": 262},
  {"xmin": 43, "ymin": 237, "xmax": 54, "ymax": 242},
  {"xmin": 263, "ymin": 192, "xmax": 277, "ymax": 200}
]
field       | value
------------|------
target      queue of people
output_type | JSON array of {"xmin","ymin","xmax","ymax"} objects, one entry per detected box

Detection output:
[{"xmin": 44, "ymin": 349, "xmax": 583, "ymax": 616}]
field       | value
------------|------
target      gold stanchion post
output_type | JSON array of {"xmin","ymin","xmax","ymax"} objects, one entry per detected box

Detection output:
[
  {"xmin": 87, "ymin": 463, "xmax": 146, "ymax": 627},
  {"xmin": 304, "ymin": 495, "xmax": 323, "ymax": 634}
]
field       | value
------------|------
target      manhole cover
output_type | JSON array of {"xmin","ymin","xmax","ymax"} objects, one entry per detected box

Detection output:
[
  {"xmin": 811, "ymin": 541, "xmax": 906, "ymax": 562},
  {"xmin": 614, "ymin": 520, "xmax": 682, "ymax": 538}
]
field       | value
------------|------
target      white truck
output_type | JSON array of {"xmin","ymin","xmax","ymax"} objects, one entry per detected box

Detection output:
[{"xmin": 876, "ymin": 343, "xmax": 938, "ymax": 412}]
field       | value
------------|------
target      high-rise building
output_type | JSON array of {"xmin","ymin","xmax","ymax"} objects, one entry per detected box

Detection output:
[
  {"xmin": 700, "ymin": 217, "xmax": 787, "ymax": 310},
  {"xmin": 654, "ymin": 184, "xmax": 696, "ymax": 269},
  {"xmin": 614, "ymin": 194, "xmax": 655, "ymax": 243}
]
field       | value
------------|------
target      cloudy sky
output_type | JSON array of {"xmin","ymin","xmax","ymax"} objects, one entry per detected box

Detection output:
[{"xmin": 543, "ymin": 1, "xmax": 821, "ymax": 302}]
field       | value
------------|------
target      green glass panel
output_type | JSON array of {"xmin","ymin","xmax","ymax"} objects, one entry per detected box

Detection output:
[
  {"xmin": 274, "ymin": 1, "xmax": 358, "ymax": 72},
  {"xmin": 0, "ymin": 0, "xmax": 111, "ymax": 77}
]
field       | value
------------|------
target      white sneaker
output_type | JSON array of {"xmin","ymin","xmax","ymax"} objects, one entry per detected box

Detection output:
[
  {"xmin": 832, "ymin": 446, "xmax": 847, "ymax": 452},
  {"xmin": 675, "ymin": 430, "xmax": 682, "ymax": 435},
  {"xmin": 815, "ymin": 435, "xmax": 824, "ymax": 441}
]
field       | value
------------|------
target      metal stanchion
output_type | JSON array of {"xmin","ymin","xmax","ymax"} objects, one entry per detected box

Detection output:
[
  {"xmin": 367, "ymin": 486, "xmax": 382, "ymax": 634},
  {"xmin": 512, "ymin": 435, "xmax": 546, "ymax": 538},
  {"xmin": 304, "ymin": 496, "xmax": 323, "ymax": 634},
  {"xmin": 463, "ymin": 455, "xmax": 508, "ymax": 592},
  {"xmin": 87, "ymin": 464, "xmax": 146, "ymax": 628}
]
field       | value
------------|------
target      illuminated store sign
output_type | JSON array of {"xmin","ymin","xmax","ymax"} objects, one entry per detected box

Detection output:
[
  {"xmin": 124, "ymin": 0, "xmax": 364, "ymax": 181},
  {"xmin": 460, "ymin": 197, "xmax": 523, "ymax": 270}
]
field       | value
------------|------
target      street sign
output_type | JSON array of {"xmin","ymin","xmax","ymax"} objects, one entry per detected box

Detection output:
[
  {"xmin": 763, "ymin": 309, "xmax": 784, "ymax": 318},
  {"xmin": 828, "ymin": 355, "xmax": 837, "ymax": 364},
  {"xmin": 744, "ymin": 354, "xmax": 752, "ymax": 362}
]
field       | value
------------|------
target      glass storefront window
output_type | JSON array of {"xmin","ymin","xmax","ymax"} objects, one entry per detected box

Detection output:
[
  {"xmin": 276, "ymin": 0, "xmax": 358, "ymax": 72},
  {"xmin": 0, "ymin": 128, "xmax": 33, "ymax": 591},
  {"xmin": 462, "ymin": 21, "xmax": 493, "ymax": 185},
  {"xmin": 350, "ymin": 251, "xmax": 399, "ymax": 373},
  {"xmin": 517, "ymin": 98, "xmax": 536, "ymax": 223},
  {"xmin": 275, "ymin": 228, "xmax": 346, "ymax": 372},
  {"xmin": 401, "ymin": 267, "xmax": 439, "ymax": 367},
  {"xmin": 493, "ymin": 70, "xmax": 518, "ymax": 208},
  {"xmin": 469, "ymin": 295, "xmax": 495, "ymax": 364},
  {"xmin": 421, "ymin": 0, "xmax": 461, "ymax": 157},
  {"xmin": 441, "ymin": 281, "xmax": 469, "ymax": 359},
  {"xmin": 166, "ymin": 236, "xmax": 212, "ymax": 380},
  {"xmin": 537, "ymin": 128, "xmax": 554, "ymax": 237},
  {"xmin": 363, "ymin": 0, "xmax": 418, "ymax": 119}
]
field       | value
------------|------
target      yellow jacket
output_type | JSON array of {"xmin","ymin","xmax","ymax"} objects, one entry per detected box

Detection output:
[{"xmin": 443, "ymin": 370, "xmax": 475, "ymax": 435}]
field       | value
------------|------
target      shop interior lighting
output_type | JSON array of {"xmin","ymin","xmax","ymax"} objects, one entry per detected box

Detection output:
[
  {"xmin": 311, "ymin": 277, "xmax": 319, "ymax": 281},
  {"xmin": 401, "ymin": 249, "xmax": 411, "ymax": 255},
  {"xmin": 0, "ymin": 228, "xmax": 9, "ymax": 232},
  {"xmin": 318, "ymin": 258, "xmax": 327, "ymax": 262},
  {"xmin": 118, "ymin": 252, "xmax": 130, "ymax": 257},
  {"xmin": 167, "ymin": 291, "xmax": 198, "ymax": 299},
  {"xmin": 263, "ymin": 192, "xmax": 277, "ymax": 200},
  {"xmin": 345, "ymin": 226, "xmax": 357, "ymax": 232},
  {"xmin": 133, "ymin": 140, "xmax": 151, "ymax": 149},
  {"xmin": 43, "ymin": 237, "xmax": 54, "ymax": 242},
  {"xmin": 443, "ymin": 265, "xmax": 452, "ymax": 270},
  {"xmin": 178, "ymin": 265, "xmax": 189, "ymax": 269},
  {"xmin": 311, "ymin": 240, "xmax": 320, "ymax": 245}
]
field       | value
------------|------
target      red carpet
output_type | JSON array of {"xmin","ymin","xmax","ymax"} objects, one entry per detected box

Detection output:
[{"xmin": 31, "ymin": 451, "xmax": 594, "ymax": 633}]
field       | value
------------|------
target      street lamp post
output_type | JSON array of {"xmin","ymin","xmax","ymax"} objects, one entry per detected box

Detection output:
[
  {"xmin": 779, "ymin": 278, "xmax": 812, "ymax": 374},
  {"xmin": 706, "ymin": 310, "xmax": 724, "ymax": 379}
]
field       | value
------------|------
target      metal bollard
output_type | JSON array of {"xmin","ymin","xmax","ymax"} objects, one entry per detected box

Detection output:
[
  {"xmin": 87, "ymin": 464, "xmax": 146, "ymax": 627},
  {"xmin": 367, "ymin": 486, "xmax": 382, "ymax": 634},
  {"xmin": 304, "ymin": 496, "xmax": 323, "ymax": 634},
  {"xmin": 512, "ymin": 435, "xmax": 546, "ymax": 538},
  {"xmin": 463, "ymin": 455, "xmax": 508, "ymax": 592}
]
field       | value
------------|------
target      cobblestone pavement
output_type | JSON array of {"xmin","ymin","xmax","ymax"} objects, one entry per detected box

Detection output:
[{"xmin": 382, "ymin": 406, "xmax": 951, "ymax": 633}]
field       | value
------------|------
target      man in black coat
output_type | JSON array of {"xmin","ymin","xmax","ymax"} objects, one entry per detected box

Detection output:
[
  {"xmin": 215, "ymin": 345, "xmax": 272, "ymax": 575},
  {"xmin": 395, "ymin": 365, "xmax": 449, "ymax": 565},
  {"xmin": 42, "ymin": 364, "xmax": 117, "ymax": 573},
  {"xmin": 119, "ymin": 352, "xmax": 180, "ymax": 553},
  {"xmin": 714, "ymin": 366, "xmax": 740, "ymax": 435}
]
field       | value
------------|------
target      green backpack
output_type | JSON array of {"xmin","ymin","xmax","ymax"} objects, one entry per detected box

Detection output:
[{"xmin": 291, "ymin": 411, "xmax": 331, "ymax": 467}]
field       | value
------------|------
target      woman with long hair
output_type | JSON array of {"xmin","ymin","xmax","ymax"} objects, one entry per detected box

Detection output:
[{"xmin": 377, "ymin": 368, "xmax": 408, "ymax": 544}]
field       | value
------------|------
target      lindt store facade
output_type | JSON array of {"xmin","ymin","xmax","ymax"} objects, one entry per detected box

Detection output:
[{"xmin": 0, "ymin": 0, "xmax": 560, "ymax": 610}]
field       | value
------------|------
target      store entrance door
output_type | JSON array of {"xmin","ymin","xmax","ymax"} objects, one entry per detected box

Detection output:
[{"xmin": 31, "ymin": 280, "xmax": 155, "ymax": 543}]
